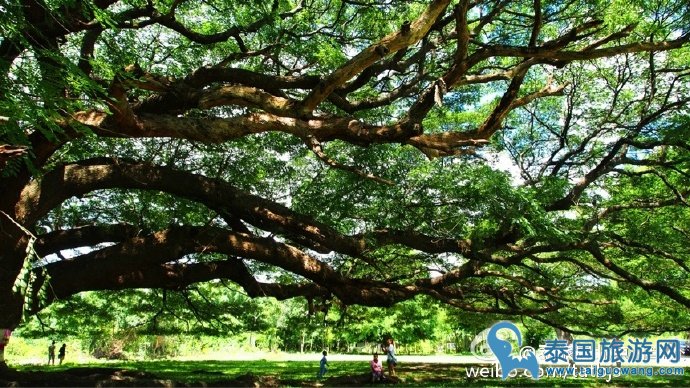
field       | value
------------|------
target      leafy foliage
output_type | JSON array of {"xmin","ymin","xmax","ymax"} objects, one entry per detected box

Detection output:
[{"xmin": 1, "ymin": 0, "xmax": 690, "ymax": 342}]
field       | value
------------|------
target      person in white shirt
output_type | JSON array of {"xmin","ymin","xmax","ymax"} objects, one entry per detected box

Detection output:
[{"xmin": 386, "ymin": 338, "xmax": 397, "ymax": 376}]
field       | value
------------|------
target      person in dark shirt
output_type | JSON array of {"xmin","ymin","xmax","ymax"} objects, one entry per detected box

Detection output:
[{"xmin": 58, "ymin": 343, "xmax": 66, "ymax": 365}]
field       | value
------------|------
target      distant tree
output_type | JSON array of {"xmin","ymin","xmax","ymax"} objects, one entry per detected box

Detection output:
[
  {"xmin": 1, "ymin": 0, "xmax": 690, "ymax": 364},
  {"xmin": 335, "ymin": 297, "xmax": 454, "ymax": 352},
  {"xmin": 18, "ymin": 283, "xmax": 261, "ymax": 338}
]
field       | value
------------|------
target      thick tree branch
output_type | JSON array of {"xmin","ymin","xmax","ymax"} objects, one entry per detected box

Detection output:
[
  {"xmin": 0, "ymin": 144, "xmax": 28, "ymax": 170},
  {"xmin": 33, "ymin": 225, "xmax": 557, "ymax": 315},
  {"xmin": 34, "ymin": 224, "xmax": 143, "ymax": 256},
  {"xmin": 18, "ymin": 160, "xmax": 477, "ymax": 263},
  {"xmin": 36, "ymin": 226, "xmax": 426, "ymax": 306},
  {"xmin": 299, "ymin": 0, "xmax": 452, "ymax": 114},
  {"xmin": 31, "ymin": 258, "xmax": 329, "ymax": 312}
]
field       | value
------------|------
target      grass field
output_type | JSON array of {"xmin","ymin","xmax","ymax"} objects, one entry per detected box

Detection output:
[{"xmin": 5, "ymin": 360, "xmax": 689, "ymax": 387}]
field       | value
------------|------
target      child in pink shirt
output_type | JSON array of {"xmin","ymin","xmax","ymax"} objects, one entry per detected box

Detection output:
[{"xmin": 370, "ymin": 354, "xmax": 383, "ymax": 382}]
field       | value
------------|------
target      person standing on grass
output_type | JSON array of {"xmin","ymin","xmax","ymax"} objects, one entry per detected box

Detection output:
[
  {"xmin": 58, "ymin": 343, "xmax": 66, "ymax": 365},
  {"xmin": 316, "ymin": 350, "xmax": 328, "ymax": 379},
  {"xmin": 48, "ymin": 340, "xmax": 56, "ymax": 365},
  {"xmin": 385, "ymin": 338, "xmax": 397, "ymax": 377}
]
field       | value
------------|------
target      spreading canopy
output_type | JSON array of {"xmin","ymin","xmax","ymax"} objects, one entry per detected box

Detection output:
[{"xmin": 1, "ymin": 0, "xmax": 690, "ymax": 335}]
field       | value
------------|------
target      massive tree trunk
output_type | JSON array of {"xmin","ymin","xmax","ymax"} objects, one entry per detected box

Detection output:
[{"xmin": 0, "ymin": 184, "xmax": 34, "ymax": 365}]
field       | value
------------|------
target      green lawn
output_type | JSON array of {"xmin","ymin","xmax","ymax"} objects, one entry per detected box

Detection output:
[{"xmin": 8, "ymin": 360, "xmax": 690, "ymax": 387}]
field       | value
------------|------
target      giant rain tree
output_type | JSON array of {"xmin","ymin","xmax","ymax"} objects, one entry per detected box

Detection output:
[{"xmin": 1, "ymin": 0, "xmax": 690, "ymax": 363}]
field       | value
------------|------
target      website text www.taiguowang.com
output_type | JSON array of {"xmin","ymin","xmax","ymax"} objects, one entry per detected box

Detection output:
[{"xmin": 465, "ymin": 364, "xmax": 685, "ymax": 382}]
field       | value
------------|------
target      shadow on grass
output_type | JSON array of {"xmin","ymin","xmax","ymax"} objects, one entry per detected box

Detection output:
[{"xmin": 3, "ymin": 361, "xmax": 688, "ymax": 387}]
